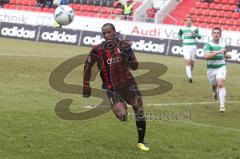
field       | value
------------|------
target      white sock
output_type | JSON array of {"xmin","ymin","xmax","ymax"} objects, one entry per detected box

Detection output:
[
  {"xmin": 186, "ymin": 66, "xmax": 192, "ymax": 78},
  {"xmin": 218, "ymin": 87, "xmax": 226, "ymax": 107}
]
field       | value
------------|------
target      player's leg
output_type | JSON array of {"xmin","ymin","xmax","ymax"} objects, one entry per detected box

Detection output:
[
  {"xmin": 216, "ymin": 67, "xmax": 227, "ymax": 112},
  {"xmin": 118, "ymin": 83, "xmax": 149, "ymax": 151},
  {"xmin": 183, "ymin": 47, "xmax": 193, "ymax": 83},
  {"xmin": 207, "ymin": 70, "xmax": 218, "ymax": 100},
  {"xmin": 107, "ymin": 89, "xmax": 127, "ymax": 121},
  {"xmin": 190, "ymin": 48, "xmax": 196, "ymax": 72}
]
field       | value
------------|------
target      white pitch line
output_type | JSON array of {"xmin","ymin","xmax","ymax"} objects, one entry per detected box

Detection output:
[
  {"xmin": 147, "ymin": 100, "xmax": 240, "ymax": 107},
  {"xmin": 82, "ymin": 100, "xmax": 240, "ymax": 109},
  {"xmin": 0, "ymin": 53, "xmax": 76, "ymax": 58},
  {"xmin": 176, "ymin": 121, "xmax": 240, "ymax": 133}
]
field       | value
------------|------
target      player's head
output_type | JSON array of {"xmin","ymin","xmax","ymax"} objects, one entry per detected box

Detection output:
[
  {"xmin": 101, "ymin": 23, "xmax": 116, "ymax": 41},
  {"xmin": 212, "ymin": 27, "xmax": 222, "ymax": 41},
  {"xmin": 185, "ymin": 16, "xmax": 192, "ymax": 27}
]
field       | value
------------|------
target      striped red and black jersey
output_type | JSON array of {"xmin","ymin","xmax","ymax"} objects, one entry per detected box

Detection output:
[{"xmin": 83, "ymin": 40, "xmax": 138, "ymax": 89}]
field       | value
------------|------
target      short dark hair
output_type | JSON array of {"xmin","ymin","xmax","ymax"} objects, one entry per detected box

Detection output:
[
  {"xmin": 101, "ymin": 23, "xmax": 116, "ymax": 32},
  {"xmin": 212, "ymin": 27, "xmax": 222, "ymax": 34}
]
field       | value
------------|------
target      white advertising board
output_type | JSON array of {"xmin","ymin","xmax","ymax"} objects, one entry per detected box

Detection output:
[{"xmin": 1, "ymin": 8, "xmax": 240, "ymax": 46}]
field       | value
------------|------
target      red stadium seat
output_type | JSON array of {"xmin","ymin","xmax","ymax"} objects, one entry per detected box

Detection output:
[
  {"xmin": 195, "ymin": 2, "xmax": 201, "ymax": 8},
  {"xmin": 209, "ymin": 3, "xmax": 215, "ymax": 10},
  {"xmin": 194, "ymin": 22, "xmax": 200, "ymax": 27},
  {"xmin": 201, "ymin": 3, "xmax": 209, "ymax": 9},
  {"xmin": 209, "ymin": 10, "xmax": 217, "ymax": 17},
  {"xmin": 202, "ymin": 9, "xmax": 210, "ymax": 16},
  {"xmin": 10, "ymin": 0, "xmax": 16, "ymax": 4},
  {"xmin": 191, "ymin": 15, "xmax": 197, "ymax": 22},
  {"xmin": 230, "ymin": 26, "xmax": 237, "ymax": 31},
  {"xmin": 73, "ymin": 4, "xmax": 81, "ymax": 10},
  {"xmin": 114, "ymin": 8, "xmax": 123, "ymax": 14},
  {"xmin": 226, "ymin": 19, "xmax": 234, "ymax": 25},
  {"xmin": 222, "ymin": 5, "xmax": 231, "ymax": 11},
  {"xmin": 221, "ymin": 0, "xmax": 229, "ymax": 4},
  {"xmin": 223, "ymin": 11, "xmax": 231, "ymax": 18},
  {"xmin": 232, "ymin": 12, "xmax": 240, "ymax": 18},
  {"xmin": 197, "ymin": 16, "xmax": 205, "ymax": 22},
  {"xmin": 204, "ymin": 16, "xmax": 212, "ymax": 23},
  {"xmin": 93, "ymin": 6, "xmax": 101, "ymax": 12},
  {"xmin": 219, "ymin": 18, "xmax": 227, "ymax": 24},
  {"xmin": 81, "ymin": 5, "xmax": 89, "ymax": 11},
  {"xmin": 195, "ymin": 9, "xmax": 203, "ymax": 15},
  {"xmin": 88, "ymin": 5, "xmax": 95, "ymax": 12},
  {"xmin": 236, "ymin": 19, "xmax": 240, "ymax": 25},
  {"xmin": 211, "ymin": 17, "xmax": 219, "ymax": 24},
  {"xmin": 223, "ymin": 25, "xmax": 230, "ymax": 30},
  {"xmin": 215, "ymin": 4, "xmax": 223, "ymax": 10},
  {"xmin": 217, "ymin": 11, "xmax": 224, "ymax": 17},
  {"xmin": 208, "ymin": 23, "xmax": 214, "ymax": 29},
  {"xmin": 108, "ymin": 15, "xmax": 115, "ymax": 19},
  {"xmin": 214, "ymin": 0, "xmax": 221, "ymax": 3},
  {"xmin": 229, "ymin": 0, "xmax": 237, "ymax": 5},
  {"xmin": 189, "ymin": 8, "xmax": 195, "ymax": 15}
]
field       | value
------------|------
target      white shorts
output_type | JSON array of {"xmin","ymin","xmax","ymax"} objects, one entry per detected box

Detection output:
[
  {"xmin": 207, "ymin": 66, "xmax": 227, "ymax": 85},
  {"xmin": 183, "ymin": 47, "xmax": 196, "ymax": 60}
]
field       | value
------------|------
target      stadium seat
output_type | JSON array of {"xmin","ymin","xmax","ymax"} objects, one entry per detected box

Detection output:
[
  {"xmin": 114, "ymin": 8, "xmax": 123, "ymax": 14},
  {"xmin": 229, "ymin": 0, "xmax": 237, "ymax": 5},
  {"xmin": 214, "ymin": 0, "xmax": 221, "ymax": 3},
  {"xmin": 219, "ymin": 18, "xmax": 227, "ymax": 24},
  {"xmin": 211, "ymin": 17, "xmax": 219, "ymax": 24},
  {"xmin": 215, "ymin": 4, "xmax": 223, "ymax": 10},
  {"xmin": 88, "ymin": 5, "xmax": 95, "ymax": 12},
  {"xmin": 223, "ymin": 25, "xmax": 230, "ymax": 30},
  {"xmin": 224, "ymin": 11, "xmax": 232, "ymax": 18},
  {"xmin": 226, "ymin": 19, "xmax": 235, "ymax": 25},
  {"xmin": 93, "ymin": 6, "xmax": 101, "ymax": 12},
  {"xmin": 209, "ymin": 10, "xmax": 217, "ymax": 17},
  {"xmin": 221, "ymin": 0, "xmax": 229, "ymax": 4},
  {"xmin": 202, "ymin": 9, "xmax": 210, "ymax": 16},
  {"xmin": 232, "ymin": 12, "xmax": 240, "ymax": 18},
  {"xmin": 209, "ymin": 3, "xmax": 216, "ymax": 10},
  {"xmin": 204, "ymin": 16, "xmax": 212, "ymax": 23},
  {"xmin": 189, "ymin": 8, "xmax": 195, "ymax": 15},
  {"xmin": 195, "ymin": 9, "xmax": 203, "ymax": 15},
  {"xmin": 195, "ymin": 2, "xmax": 201, "ymax": 8},
  {"xmin": 217, "ymin": 10, "xmax": 224, "ymax": 17},
  {"xmin": 197, "ymin": 16, "xmax": 205, "ymax": 23}
]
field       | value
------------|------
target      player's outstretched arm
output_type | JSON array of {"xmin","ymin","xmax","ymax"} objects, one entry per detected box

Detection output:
[
  {"xmin": 204, "ymin": 49, "xmax": 225, "ymax": 60},
  {"xmin": 126, "ymin": 48, "xmax": 138, "ymax": 70},
  {"xmin": 83, "ymin": 52, "xmax": 97, "ymax": 98}
]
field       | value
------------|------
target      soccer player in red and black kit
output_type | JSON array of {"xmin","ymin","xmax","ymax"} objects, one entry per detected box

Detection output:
[{"xmin": 83, "ymin": 23, "xmax": 149, "ymax": 151}]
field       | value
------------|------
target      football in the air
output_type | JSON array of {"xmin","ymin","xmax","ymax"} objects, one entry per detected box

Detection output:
[{"xmin": 54, "ymin": 5, "xmax": 74, "ymax": 26}]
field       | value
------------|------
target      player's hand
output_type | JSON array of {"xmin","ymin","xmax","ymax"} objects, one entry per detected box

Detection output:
[
  {"xmin": 191, "ymin": 31, "xmax": 196, "ymax": 36},
  {"xmin": 83, "ymin": 85, "xmax": 91, "ymax": 98},
  {"xmin": 119, "ymin": 40, "xmax": 132, "ymax": 51},
  {"xmin": 219, "ymin": 48, "xmax": 226, "ymax": 54}
]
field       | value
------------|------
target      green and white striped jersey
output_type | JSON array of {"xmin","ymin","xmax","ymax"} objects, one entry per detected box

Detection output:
[
  {"xmin": 204, "ymin": 41, "xmax": 226, "ymax": 69},
  {"xmin": 178, "ymin": 26, "xmax": 201, "ymax": 47}
]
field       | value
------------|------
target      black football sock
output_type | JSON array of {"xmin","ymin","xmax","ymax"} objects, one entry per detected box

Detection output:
[{"xmin": 135, "ymin": 111, "xmax": 146, "ymax": 143}]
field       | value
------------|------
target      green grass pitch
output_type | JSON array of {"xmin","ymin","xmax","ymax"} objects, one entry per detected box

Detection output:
[{"xmin": 0, "ymin": 37, "xmax": 239, "ymax": 159}]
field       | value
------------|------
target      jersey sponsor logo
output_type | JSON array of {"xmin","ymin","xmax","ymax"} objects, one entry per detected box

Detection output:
[
  {"xmin": 82, "ymin": 35, "xmax": 104, "ymax": 45},
  {"xmin": 107, "ymin": 57, "xmax": 122, "ymax": 64},
  {"xmin": 0, "ymin": 26, "xmax": 36, "ymax": 39},
  {"xmin": 131, "ymin": 40, "xmax": 165, "ymax": 53},
  {"xmin": 41, "ymin": 31, "xmax": 77, "ymax": 43}
]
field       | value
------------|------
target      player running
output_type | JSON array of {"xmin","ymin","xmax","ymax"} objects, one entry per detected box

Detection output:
[
  {"xmin": 178, "ymin": 16, "xmax": 201, "ymax": 83},
  {"xmin": 203, "ymin": 27, "xmax": 231, "ymax": 112},
  {"xmin": 83, "ymin": 23, "xmax": 149, "ymax": 151}
]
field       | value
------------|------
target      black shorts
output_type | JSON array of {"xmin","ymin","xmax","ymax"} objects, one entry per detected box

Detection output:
[{"xmin": 106, "ymin": 81, "xmax": 142, "ymax": 107}]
